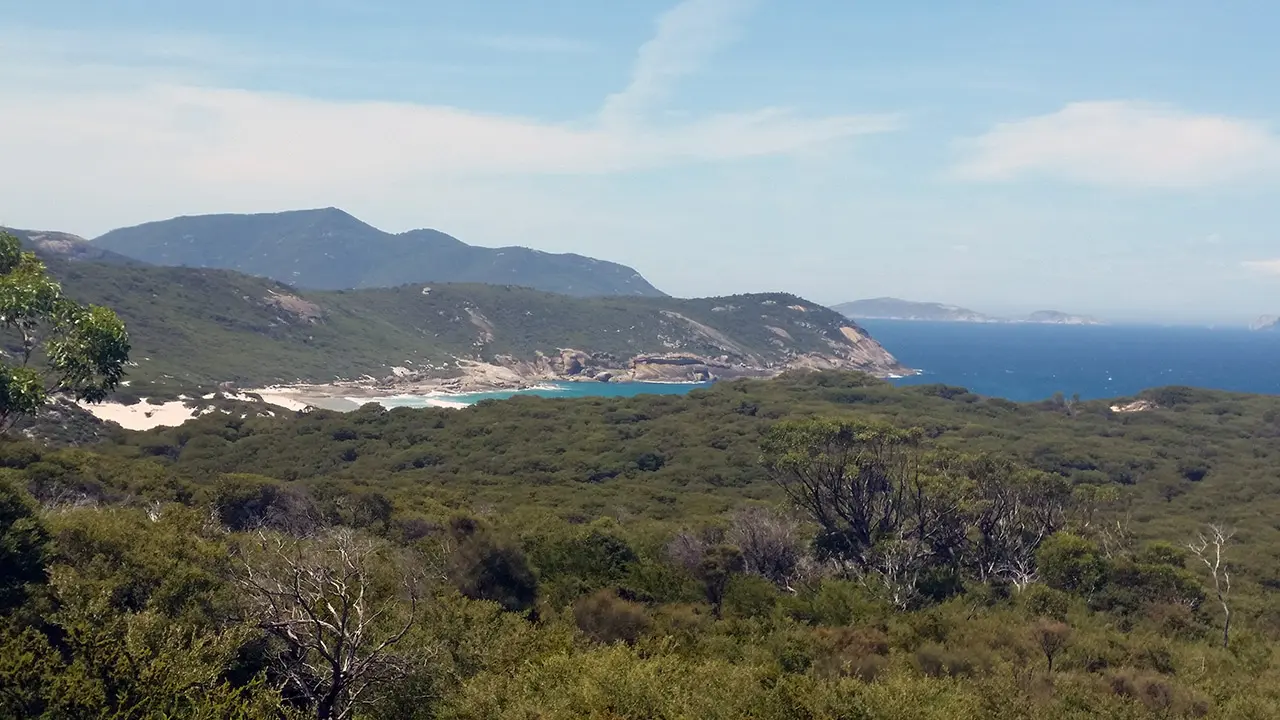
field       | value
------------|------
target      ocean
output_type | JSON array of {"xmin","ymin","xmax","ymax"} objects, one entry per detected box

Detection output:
[
  {"xmin": 369, "ymin": 322, "xmax": 1280, "ymax": 408},
  {"xmin": 861, "ymin": 320, "xmax": 1280, "ymax": 402}
]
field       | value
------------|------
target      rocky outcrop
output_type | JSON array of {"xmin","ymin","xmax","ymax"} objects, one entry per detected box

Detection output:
[{"xmin": 1250, "ymin": 315, "xmax": 1279, "ymax": 331}]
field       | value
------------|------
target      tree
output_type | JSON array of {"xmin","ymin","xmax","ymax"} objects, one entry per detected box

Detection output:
[
  {"xmin": 1032, "ymin": 619, "xmax": 1072, "ymax": 673},
  {"xmin": 233, "ymin": 529, "xmax": 429, "ymax": 719},
  {"xmin": 1187, "ymin": 524, "xmax": 1234, "ymax": 648},
  {"xmin": 964, "ymin": 457, "xmax": 1070, "ymax": 590},
  {"xmin": 697, "ymin": 545, "xmax": 745, "ymax": 618},
  {"xmin": 760, "ymin": 419, "xmax": 1066, "ymax": 607},
  {"xmin": 1036, "ymin": 533, "xmax": 1108, "ymax": 598},
  {"xmin": 759, "ymin": 418, "xmax": 930, "ymax": 572},
  {"xmin": 0, "ymin": 231, "xmax": 129, "ymax": 432},
  {"xmin": 726, "ymin": 507, "xmax": 802, "ymax": 588}
]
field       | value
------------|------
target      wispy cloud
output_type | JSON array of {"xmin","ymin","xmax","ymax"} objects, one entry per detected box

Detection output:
[
  {"xmin": 0, "ymin": 0, "xmax": 894, "ymax": 236},
  {"xmin": 953, "ymin": 101, "xmax": 1280, "ymax": 188},
  {"xmin": 1243, "ymin": 259, "xmax": 1280, "ymax": 276},
  {"xmin": 467, "ymin": 34, "xmax": 595, "ymax": 54},
  {"xmin": 600, "ymin": 0, "xmax": 757, "ymax": 125}
]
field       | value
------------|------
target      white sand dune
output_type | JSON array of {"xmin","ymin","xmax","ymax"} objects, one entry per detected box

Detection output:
[{"xmin": 77, "ymin": 400, "xmax": 203, "ymax": 431}]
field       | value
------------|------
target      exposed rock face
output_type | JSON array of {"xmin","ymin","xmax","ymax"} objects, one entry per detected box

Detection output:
[
  {"xmin": 1110, "ymin": 400, "xmax": 1159, "ymax": 413},
  {"xmin": 479, "ymin": 334, "xmax": 910, "ymax": 385}
]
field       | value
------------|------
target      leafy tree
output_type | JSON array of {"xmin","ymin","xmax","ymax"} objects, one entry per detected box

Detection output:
[
  {"xmin": 1036, "ymin": 533, "xmax": 1108, "ymax": 597},
  {"xmin": 759, "ymin": 418, "xmax": 927, "ymax": 571},
  {"xmin": 697, "ymin": 545, "xmax": 745, "ymax": 618},
  {"xmin": 0, "ymin": 231, "xmax": 129, "ymax": 431}
]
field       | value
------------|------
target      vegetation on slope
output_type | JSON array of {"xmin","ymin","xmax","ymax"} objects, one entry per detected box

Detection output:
[
  {"xmin": 40, "ymin": 256, "xmax": 901, "ymax": 390},
  {"xmin": 90, "ymin": 208, "xmax": 667, "ymax": 297},
  {"xmin": 4, "ymin": 372, "xmax": 1280, "ymax": 717}
]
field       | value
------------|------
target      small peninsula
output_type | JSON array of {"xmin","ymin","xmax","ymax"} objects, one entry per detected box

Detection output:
[
  {"xmin": 1250, "ymin": 315, "xmax": 1279, "ymax": 331},
  {"xmin": 834, "ymin": 297, "xmax": 1104, "ymax": 325}
]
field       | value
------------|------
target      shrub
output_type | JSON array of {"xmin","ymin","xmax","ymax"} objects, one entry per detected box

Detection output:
[{"xmin": 574, "ymin": 589, "xmax": 651, "ymax": 645}]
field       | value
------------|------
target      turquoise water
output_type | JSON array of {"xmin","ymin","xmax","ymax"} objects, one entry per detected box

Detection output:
[{"xmin": 375, "ymin": 381, "xmax": 714, "ymax": 408}]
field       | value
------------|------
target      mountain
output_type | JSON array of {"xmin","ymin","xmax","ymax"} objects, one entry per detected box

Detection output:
[
  {"xmin": 833, "ymin": 298, "xmax": 1103, "ymax": 325},
  {"xmin": 36, "ymin": 251, "xmax": 908, "ymax": 392},
  {"xmin": 91, "ymin": 208, "xmax": 665, "ymax": 298},
  {"xmin": 831, "ymin": 298, "xmax": 999, "ymax": 323},
  {"xmin": 1251, "ymin": 315, "xmax": 1280, "ymax": 331},
  {"xmin": 3, "ymin": 227, "xmax": 144, "ymax": 266}
]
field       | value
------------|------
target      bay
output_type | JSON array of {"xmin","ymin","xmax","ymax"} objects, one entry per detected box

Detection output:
[{"xmin": 859, "ymin": 320, "xmax": 1280, "ymax": 402}]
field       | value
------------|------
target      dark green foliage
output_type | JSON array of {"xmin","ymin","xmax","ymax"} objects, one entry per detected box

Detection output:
[
  {"xmin": 449, "ymin": 529, "xmax": 539, "ymax": 614},
  {"xmin": 0, "ymin": 479, "xmax": 48, "ymax": 611}
]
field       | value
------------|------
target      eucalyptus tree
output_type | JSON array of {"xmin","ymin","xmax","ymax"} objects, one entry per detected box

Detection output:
[{"xmin": 0, "ymin": 231, "xmax": 129, "ymax": 431}]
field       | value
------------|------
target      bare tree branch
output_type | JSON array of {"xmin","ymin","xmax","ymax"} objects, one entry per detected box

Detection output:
[
  {"xmin": 1187, "ymin": 524, "xmax": 1234, "ymax": 649},
  {"xmin": 233, "ymin": 528, "xmax": 433, "ymax": 719}
]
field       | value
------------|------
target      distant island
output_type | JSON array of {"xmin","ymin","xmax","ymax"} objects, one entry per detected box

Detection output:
[
  {"xmin": 832, "ymin": 297, "xmax": 1103, "ymax": 325},
  {"xmin": 1251, "ymin": 315, "xmax": 1280, "ymax": 331}
]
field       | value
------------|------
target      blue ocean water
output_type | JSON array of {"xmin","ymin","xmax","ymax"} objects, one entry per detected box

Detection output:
[
  {"xmin": 859, "ymin": 320, "xmax": 1280, "ymax": 402},
  {"xmin": 372, "ymin": 323, "xmax": 1280, "ymax": 408}
]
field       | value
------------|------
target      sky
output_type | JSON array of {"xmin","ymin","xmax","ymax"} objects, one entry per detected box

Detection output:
[{"xmin": 1, "ymin": 0, "xmax": 1279, "ymax": 324}]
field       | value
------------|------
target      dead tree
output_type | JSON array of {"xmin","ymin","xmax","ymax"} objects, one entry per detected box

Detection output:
[
  {"xmin": 1032, "ymin": 619, "xmax": 1072, "ymax": 673},
  {"xmin": 726, "ymin": 507, "xmax": 802, "ymax": 588},
  {"xmin": 1187, "ymin": 525, "xmax": 1234, "ymax": 649},
  {"xmin": 234, "ymin": 529, "xmax": 431, "ymax": 719}
]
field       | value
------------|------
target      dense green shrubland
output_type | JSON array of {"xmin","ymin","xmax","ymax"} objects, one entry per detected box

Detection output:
[{"xmin": 4, "ymin": 371, "xmax": 1280, "ymax": 718}]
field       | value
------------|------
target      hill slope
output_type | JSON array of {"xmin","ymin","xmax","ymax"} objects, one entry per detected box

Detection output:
[
  {"xmin": 835, "ymin": 297, "xmax": 1104, "ymax": 325},
  {"xmin": 832, "ymin": 297, "xmax": 999, "ymax": 322},
  {"xmin": 40, "ymin": 255, "xmax": 907, "ymax": 390},
  {"xmin": 91, "ymin": 208, "xmax": 666, "ymax": 297},
  {"xmin": 4, "ymin": 227, "xmax": 145, "ymax": 266}
]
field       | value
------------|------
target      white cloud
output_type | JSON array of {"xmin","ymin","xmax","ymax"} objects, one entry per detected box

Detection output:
[
  {"xmin": 1243, "ymin": 259, "xmax": 1280, "ymax": 276},
  {"xmin": 600, "ymin": 0, "xmax": 756, "ymax": 125},
  {"xmin": 0, "ymin": 0, "xmax": 894, "ymax": 237},
  {"xmin": 953, "ymin": 101, "xmax": 1280, "ymax": 188}
]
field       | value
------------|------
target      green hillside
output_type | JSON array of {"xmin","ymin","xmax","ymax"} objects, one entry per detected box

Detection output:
[
  {"xmin": 91, "ymin": 208, "xmax": 667, "ymax": 297},
  {"xmin": 40, "ymin": 255, "xmax": 903, "ymax": 390}
]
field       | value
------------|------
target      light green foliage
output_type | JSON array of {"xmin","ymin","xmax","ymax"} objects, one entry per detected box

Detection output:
[{"xmin": 0, "ymin": 232, "xmax": 128, "ymax": 430}]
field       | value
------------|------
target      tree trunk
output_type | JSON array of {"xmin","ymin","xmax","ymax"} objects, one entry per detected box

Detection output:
[{"xmin": 1222, "ymin": 605, "xmax": 1232, "ymax": 648}]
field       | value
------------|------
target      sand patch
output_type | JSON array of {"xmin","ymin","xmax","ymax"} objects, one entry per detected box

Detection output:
[{"xmin": 77, "ymin": 400, "xmax": 200, "ymax": 431}]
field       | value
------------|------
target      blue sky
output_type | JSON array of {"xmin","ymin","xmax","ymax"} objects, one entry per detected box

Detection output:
[{"xmin": 2, "ymin": 0, "xmax": 1278, "ymax": 323}]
